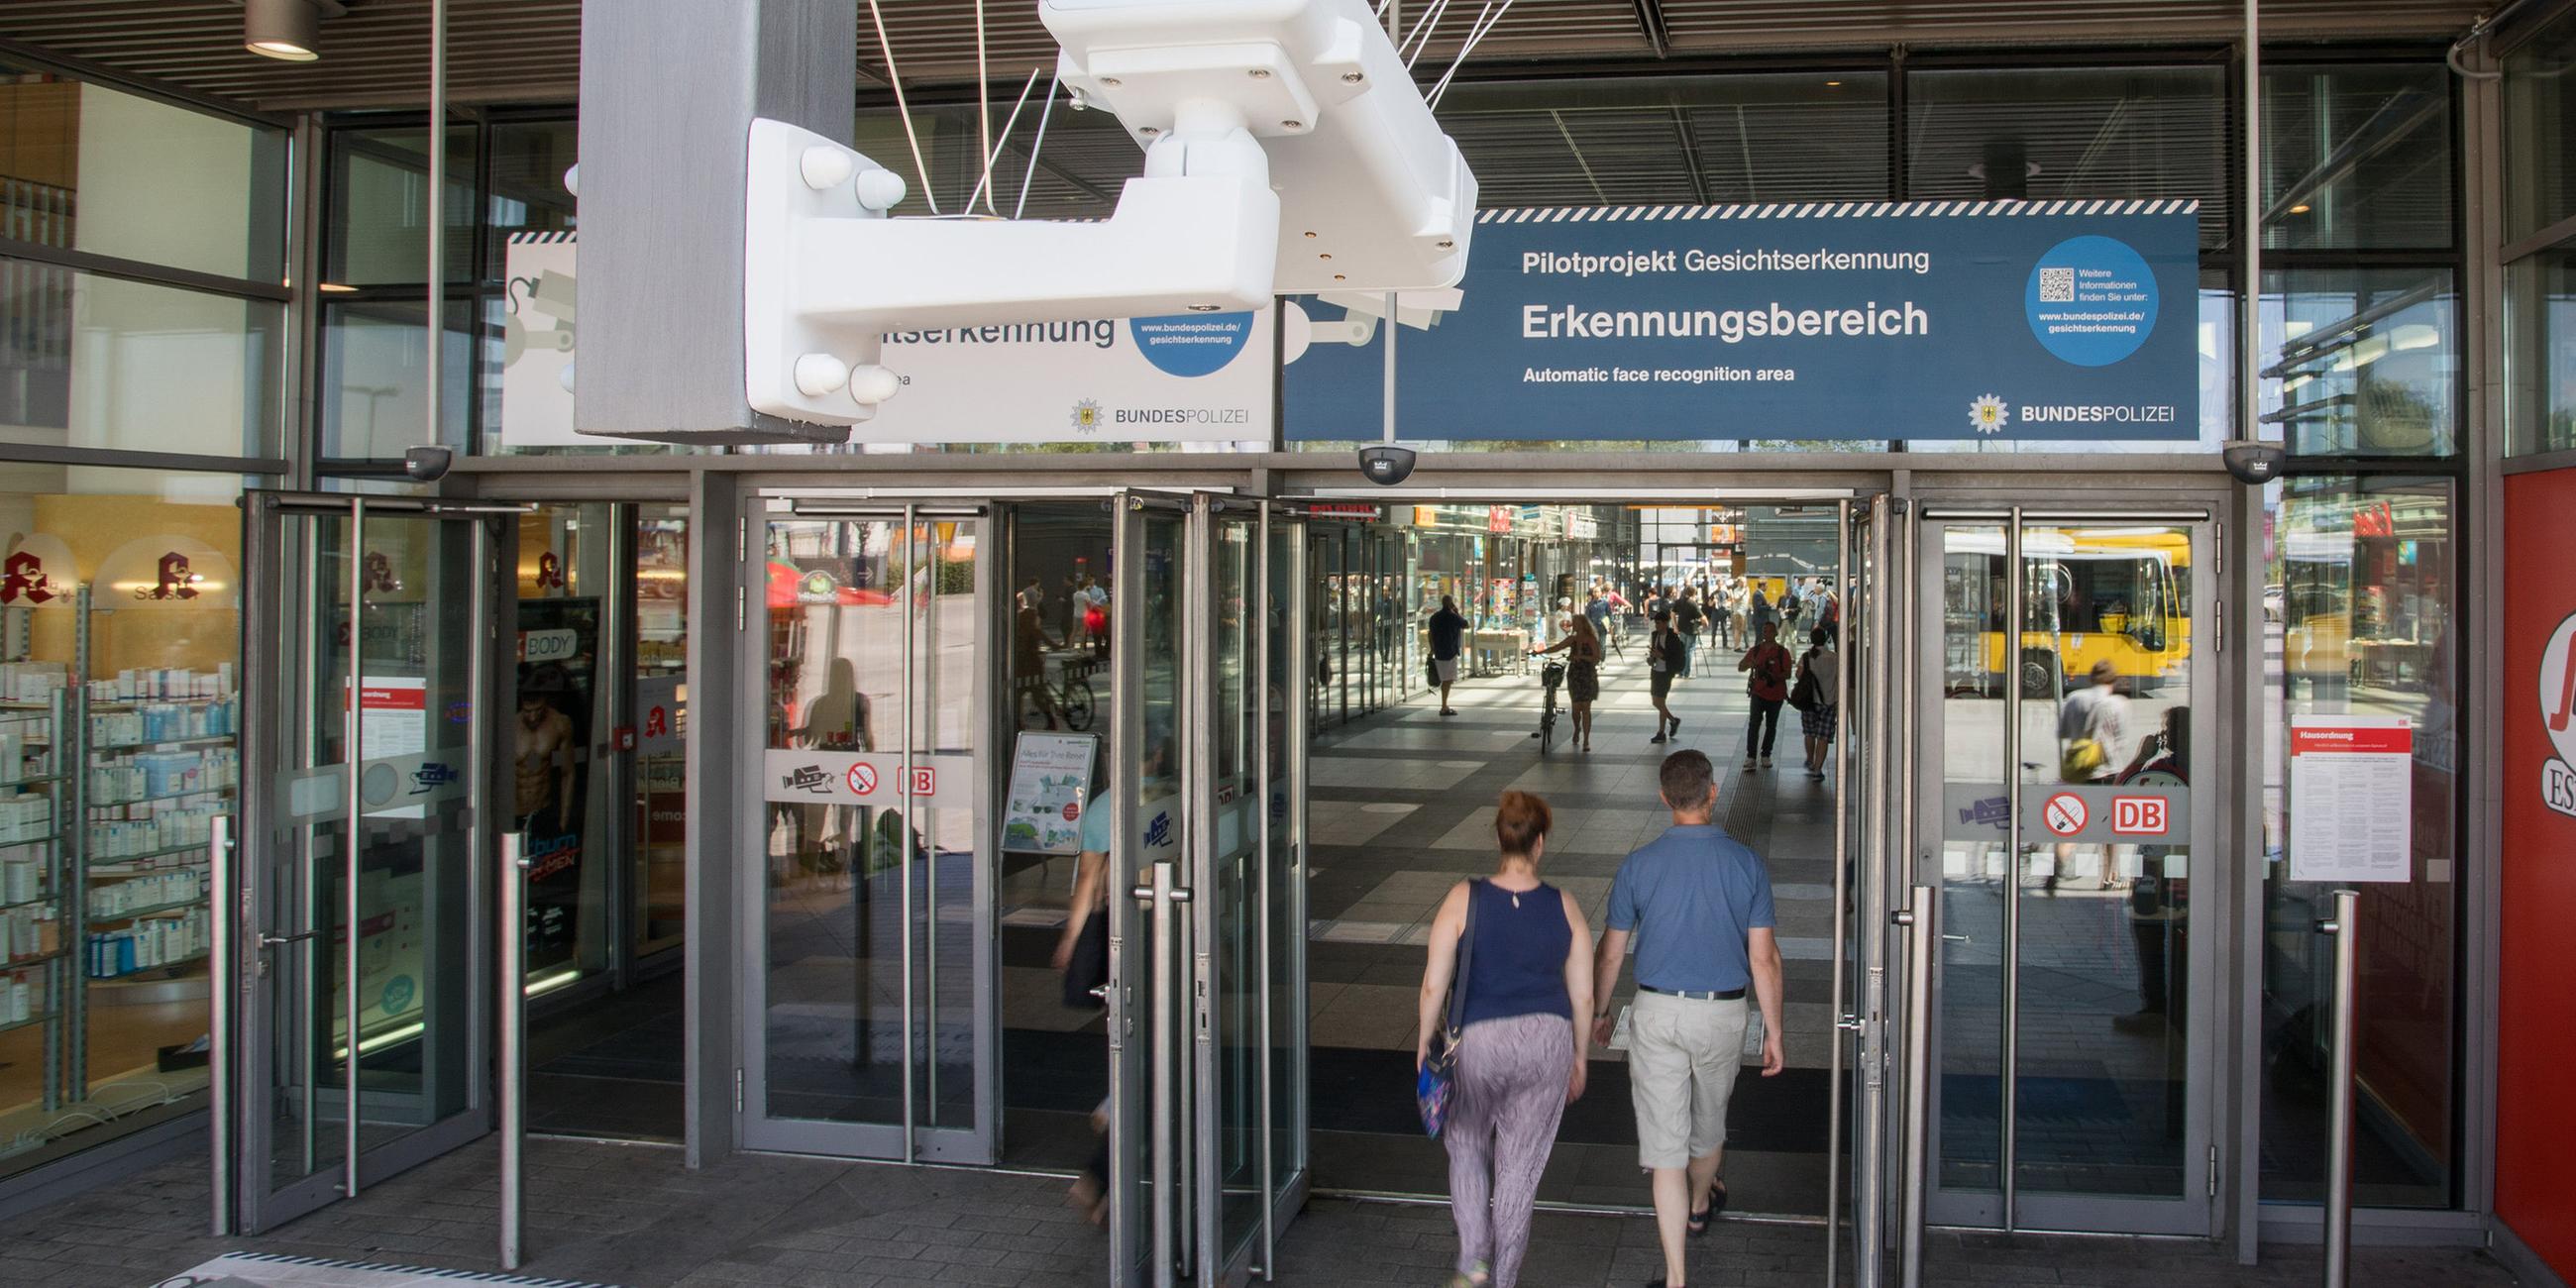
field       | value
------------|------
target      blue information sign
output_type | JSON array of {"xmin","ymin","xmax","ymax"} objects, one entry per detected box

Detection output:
[{"xmin": 1282, "ymin": 200, "xmax": 2201, "ymax": 442}]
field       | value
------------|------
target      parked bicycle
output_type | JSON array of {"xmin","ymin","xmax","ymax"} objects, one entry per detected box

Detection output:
[{"xmin": 1016, "ymin": 655, "xmax": 1097, "ymax": 731}]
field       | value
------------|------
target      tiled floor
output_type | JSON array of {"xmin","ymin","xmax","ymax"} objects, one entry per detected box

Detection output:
[
  {"xmin": 1300, "ymin": 644, "xmax": 1845, "ymax": 1215},
  {"xmin": 0, "ymin": 1136, "xmax": 2521, "ymax": 1287}
]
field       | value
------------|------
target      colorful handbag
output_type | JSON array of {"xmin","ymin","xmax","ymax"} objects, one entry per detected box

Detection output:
[{"xmin": 1416, "ymin": 880, "xmax": 1481, "ymax": 1136}]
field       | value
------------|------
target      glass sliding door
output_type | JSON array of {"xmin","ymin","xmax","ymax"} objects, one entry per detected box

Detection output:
[
  {"xmin": 1914, "ymin": 508, "xmax": 2218, "ymax": 1237},
  {"xmin": 739, "ymin": 503, "xmax": 994, "ymax": 1163},
  {"xmin": 1115, "ymin": 493, "xmax": 1307, "ymax": 1288},
  {"xmin": 228, "ymin": 492, "xmax": 509, "ymax": 1234}
]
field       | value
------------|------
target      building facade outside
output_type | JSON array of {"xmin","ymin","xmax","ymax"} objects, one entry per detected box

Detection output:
[{"xmin": 0, "ymin": 1, "xmax": 2568, "ymax": 1285}]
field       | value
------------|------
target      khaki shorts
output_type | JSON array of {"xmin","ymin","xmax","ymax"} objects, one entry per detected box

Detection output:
[{"xmin": 1626, "ymin": 990, "xmax": 1750, "ymax": 1169}]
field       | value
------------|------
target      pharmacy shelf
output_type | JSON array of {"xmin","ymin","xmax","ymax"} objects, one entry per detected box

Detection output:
[
  {"xmin": 0, "ymin": 774, "xmax": 65, "ymax": 791},
  {"xmin": 0, "ymin": 1010, "xmax": 58, "ymax": 1037},
  {"xmin": 92, "ymin": 947, "xmax": 208, "ymax": 980},
  {"xmin": 90, "ymin": 855, "xmax": 209, "ymax": 875},
  {"xmin": 88, "ymin": 851, "xmax": 211, "ymax": 877},
  {"xmin": 85, "ymin": 897, "xmax": 202, "ymax": 921},
  {"xmin": 88, "ymin": 788, "xmax": 237, "ymax": 809},
  {"xmin": 94, "ymin": 734, "xmax": 236, "ymax": 752},
  {"xmin": 89, "ymin": 696, "xmax": 231, "ymax": 708},
  {"xmin": 2, "ymin": 948, "xmax": 64, "ymax": 970},
  {"xmin": 0, "ymin": 893, "xmax": 54, "ymax": 913}
]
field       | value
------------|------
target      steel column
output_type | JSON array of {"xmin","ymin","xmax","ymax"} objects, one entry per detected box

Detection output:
[
  {"xmin": 209, "ymin": 814, "xmax": 236, "ymax": 1236},
  {"xmin": 343, "ymin": 498, "xmax": 366, "ymax": 1197},
  {"xmin": 498, "ymin": 832, "xmax": 528, "ymax": 1270},
  {"xmin": 2001, "ymin": 507, "xmax": 2024, "ymax": 1231},
  {"xmin": 2318, "ymin": 889, "xmax": 2359, "ymax": 1288},
  {"xmin": 900, "ymin": 504, "xmax": 918, "ymax": 1162},
  {"xmin": 1826, "ymin": 497, "xmax": 1852, "ymax": 1287},
  {"xmin": 1896, "ymin": 884, "xmax": 1936, "ymax": 1288}
]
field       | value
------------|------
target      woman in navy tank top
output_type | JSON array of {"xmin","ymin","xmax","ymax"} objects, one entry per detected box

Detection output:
[{"xmin": 1417, "ymin": 791, "xmax": 1596, "ymax": 1288}]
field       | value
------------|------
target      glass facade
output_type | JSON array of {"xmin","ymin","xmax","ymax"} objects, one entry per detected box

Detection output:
[
  {"xmin": 0, "ymin": 464, "xmax": 246, "ymax": 1179},
  {"xmin": 2506, "ymin": 6, "xmax": 2576, "ymax": 458},
  {"xmin": 0, "ymin": 54, "xmax": 284, "ymax": 1191},
  {"xmin": 0, "ymin": 11, "xmax": 2539, "ymax": 1247},
  {"xmin": 2261, "ymin": 478, "xmax": 2458, "ymax": 1208}
]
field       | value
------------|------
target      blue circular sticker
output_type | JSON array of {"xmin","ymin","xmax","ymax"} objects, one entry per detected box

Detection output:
[
  {"xmin": 2024, "ymin": 236, "xmax": 2159, "ymax": 368},
  {"xmin": 380, "ymin": 975, "xmax": 416, "ymax": 1016},
  {"xmin": 1128, "ymin": 312, "xmax": 1256, "ymax": 377}
]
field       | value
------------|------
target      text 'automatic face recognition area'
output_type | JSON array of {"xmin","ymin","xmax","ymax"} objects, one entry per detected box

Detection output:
[{"xmin": 1281, "ymin": 201, "xmax": 2201, "ymax": 442}]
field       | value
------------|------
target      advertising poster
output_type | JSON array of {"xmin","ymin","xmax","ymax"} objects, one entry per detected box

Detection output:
[
  {"xmin": 1003, "ymin": 732, "xmax": 1099, "ymax": 855},
  {"xmin": 2499, "ymin": 468, "xmax": 2576, "ymax": 1275},
  {"xmin": 1286, "ymin": 202, "xmax": 2201, "ymax": 442},
  {"xmin": 515, "ymin": 597, "xmax": 599, "ymax": 970}
]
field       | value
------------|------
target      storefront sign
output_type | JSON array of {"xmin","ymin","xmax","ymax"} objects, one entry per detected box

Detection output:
[
  {"xmin": 1284, "ymin": 201, "xmax": 2199, "ymax": 442},
  {"xmin": 2500, "ymin": 469, "xmax": 2576, "ymax": 1277},
  {"xmin": 502, "ymin": 234, "xmax": 1274, "ymax": 448},
  {"xmin": 2288, "ymin": 715, "xmax": 2415, "ymax": 882},
  {"xmin": 2542, "ymin": 609, "xmax": 2576, "ymax": 820}
]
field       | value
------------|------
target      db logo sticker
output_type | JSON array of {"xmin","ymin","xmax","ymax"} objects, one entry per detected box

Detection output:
[
  {"xmin": 2543, "ymin": 610, "xmax": 2576, "ymax": 819},
  {"xmin": 909, "ymin": 768, "xmax": 936, "ymax": 798},
  {"xmin": 2111, "ymin": 797, "xmax": 2167, "ymax": 836},
  {"xmin": 847, "ymin": 763, "xmax": 878, "ymax": 796}
]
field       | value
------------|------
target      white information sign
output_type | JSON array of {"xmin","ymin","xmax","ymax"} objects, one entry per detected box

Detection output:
[
  {"xmin": 499, "ymin": 235, "xmax": 1274, "ymax": 448},
  {"xmin": 1004, "ymin": 732, "xmax": 1098, "ymax": 855},
  {"xmin": 2288, "ymin": 714, "xmax": 2415, "ymax": 883},
  {"xmin": 499, "ymin": 233, "xmax": 582, "ymax": 447}
]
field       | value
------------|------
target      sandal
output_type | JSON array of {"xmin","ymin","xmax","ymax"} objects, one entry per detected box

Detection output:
[{"xmin": 1446, "ymin": 1262, "xmax": 1491, "ymax": 1287}]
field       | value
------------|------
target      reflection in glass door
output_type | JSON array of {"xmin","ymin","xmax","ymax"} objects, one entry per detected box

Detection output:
[
  {"xmin": 230, "ymin": 494, "xmax": 508, "ymax": 1234},
  {"xmin": 741, "ymin": 506, "xmax": 991, "ymax": 1162},
  {"xmin": 1916, "ymin": 510, "xmax": 2215, "ymax": 1236}
]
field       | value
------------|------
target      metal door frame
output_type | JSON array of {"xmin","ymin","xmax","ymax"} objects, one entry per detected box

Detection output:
[
  {"xmin": 732, "ymin": 493, "xmax": 999, "ymax": 1165},
  {"xmin": 226, "ymin": 490, "xmax": 515, "ymax": 1235},
  {"xmin": 1111, "ymin": 492, "xmax": 1310, "ymax": 1288},
  {"xmin": 1906, "ymin": 503, "xmax": 2224, "ymax": 1239},
  {"xmin": 1836, "ymin": 493, "xmax": 1902, "ymax": 1286}
]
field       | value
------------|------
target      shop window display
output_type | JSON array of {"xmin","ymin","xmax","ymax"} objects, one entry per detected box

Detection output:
[{"xmin": 0, "ymin": 469, "xmax": 241, "ymax": 1178}]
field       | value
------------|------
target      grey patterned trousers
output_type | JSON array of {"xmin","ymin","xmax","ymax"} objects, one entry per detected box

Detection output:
[{"xmin": 1443, "ymin": 1013, "xmax": 1574, "ymax": 1287}]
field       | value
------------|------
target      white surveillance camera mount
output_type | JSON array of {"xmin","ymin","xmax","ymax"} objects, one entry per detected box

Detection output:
[{"xmin": 741, "ymin": 0, "xmax": 1476, "ymax": 431}]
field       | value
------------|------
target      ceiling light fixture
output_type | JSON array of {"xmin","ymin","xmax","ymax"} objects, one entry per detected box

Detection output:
[
  {"xmin": 2288, "ymin": 203, "xmax": 2312, "ymax": 214},
  {"xmin": 244, "ymin": 0, "xmax": 347, "ymax": 63}
]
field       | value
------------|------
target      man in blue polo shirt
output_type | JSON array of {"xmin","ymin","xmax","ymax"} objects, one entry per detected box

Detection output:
[{"xmin": 1588, "ymin": 748, "xmax": 1783, "ymax": 1288}]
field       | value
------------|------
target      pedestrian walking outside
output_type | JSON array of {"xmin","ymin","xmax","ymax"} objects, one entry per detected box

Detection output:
[
  {"xmin": 1429, "ymin": 594, "xmax": 1469, "ymax": 716},
  {"xmin": 1589, "ymin": 751, "xmax": 1785, "ymax": 1288},
  {"xmin": 1648, "ymin": 608, "xmax": 1685, "ymax": 744},
  {"xmin": 2052, "ymin": 659, "xmax": 2131, "ymax": 892},
  {"xmin": 1736, "ymin": 621, "xmax": 1793, "ymax": 768},
  {"xmin": 1793, "ymin": 626, "xmax": 1839, "ymax": 779},
  {"xmin": 1419, "ymin": 791, "xmax": 1594, "ymax": 1288}
]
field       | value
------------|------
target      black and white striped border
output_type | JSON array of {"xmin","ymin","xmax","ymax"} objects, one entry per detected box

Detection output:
[
  {"xmin": 161, "ymin": 1251, "xmax": 622, "ymax": 1288},
  {"xmin": 1475, "ymin": 199, "xmax": 2200, "ymax": 223},
  {"xmin": 504, "ymin": 230, "xmax": 578, "ymax": 245}
]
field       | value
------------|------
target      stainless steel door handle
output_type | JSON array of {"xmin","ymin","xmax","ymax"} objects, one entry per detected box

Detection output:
[{"xmin": 258, "ymin": 931, "xmax": 318, "ymax": 950}]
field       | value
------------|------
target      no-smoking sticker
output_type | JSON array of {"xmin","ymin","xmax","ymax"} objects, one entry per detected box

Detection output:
[
  {"xmin": 2042, "ymin": 792, "xmax": 2089, "ymax": 836},
  {"xmin": 847, "ymin": 763, "xmax": 878, "ymax": 796}
]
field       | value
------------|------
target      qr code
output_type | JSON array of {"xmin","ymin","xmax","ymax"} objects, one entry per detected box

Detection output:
[{"xmin": 2039, "ymin": 267, "xmax": 2076, "ymax": 303}]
